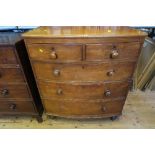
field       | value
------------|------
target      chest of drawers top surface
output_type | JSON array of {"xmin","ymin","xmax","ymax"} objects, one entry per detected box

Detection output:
[{"xmin": 23, "ymin": 26, "xmax": 147, "ymax": 38}]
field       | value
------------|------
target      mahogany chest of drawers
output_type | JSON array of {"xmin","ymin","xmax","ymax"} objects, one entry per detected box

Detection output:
[
  {"xmin": 23, "ymin": 26, "xmax": 147, "ymax": 120},
  {"xmin": 0, "ymin": 32, "xmax": 43, "ymax": 122}
]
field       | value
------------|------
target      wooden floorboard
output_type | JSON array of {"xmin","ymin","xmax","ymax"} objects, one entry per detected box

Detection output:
[{"xmin": 0, "ymin": 90, "xmax": 155, "ymax": 129}]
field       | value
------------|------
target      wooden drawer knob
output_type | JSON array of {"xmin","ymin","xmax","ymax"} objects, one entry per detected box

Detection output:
[
  {"xmin": 1, "ymin": 89, "xmax": 9, "ymax": 96},
  {"xmin": 9, "ymin": 103, "xmax": 16, "ymax": 110},
  {"xmin": 104, "ymin": 90, "xmax": 111, "ymax": 97},
  {"xmin": 50, "ymin": 52, "xmax": 57, "ymax": 59},
  {"xmin": 111, "ymin": 49, "xmax": 119, "ymax": 59},
  {"xmin": 107, "ymin": 70, "xmax": 115, "ymax": 76},
  {"xmin": 57, "ymin": 89, "xmax": 63, "ymax": 95},
  {"xmin": 53, "ymin": 69, "xmax": 60, "ymax": 76},
  {"xmin": 101, "ymin": 106, "xmax": 106, "ymax": 112}
]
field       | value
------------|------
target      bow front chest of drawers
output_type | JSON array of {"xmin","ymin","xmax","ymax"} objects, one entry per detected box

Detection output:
[
  {"xmin": 23, "ymin": 26, "xmax": 147, "ymax": 119},
  {"xmin": 0, "ymin": 32, "xmax": 43, "ymax": 122}
]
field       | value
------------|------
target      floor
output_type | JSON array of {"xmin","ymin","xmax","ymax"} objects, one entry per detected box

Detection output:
[{"xmin": 0, "ymin": 90, "xmax": 155, "ymax": 129}]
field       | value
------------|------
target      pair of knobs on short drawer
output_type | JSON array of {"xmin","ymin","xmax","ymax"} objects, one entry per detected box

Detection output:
[{"xmin": 49, "ymin": 48, "xmax": 119, "ymax": 60}]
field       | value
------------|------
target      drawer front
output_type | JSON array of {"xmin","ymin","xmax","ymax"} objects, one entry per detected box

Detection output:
[
  {"xmin": 27, "ymin": 44, "xmax": 82, "ymax": 62},
  {"xmin": 0, "ymin": 47, "xmax": 18, "ymax": 64},
  {"xmin": 33, "ymin": 62, "xmax": 135, "ymax": 82},
  {"xmin": 0, "ymin": 84, "xmax": 31, "ymax": 99},
  {"xmin": 43, "ymin": 99, "xmax": 125, "ymax": 116},
  {"xmin": 0, "ymin": 100, "xmax": 35, "ymax": 113},
  {"xmin": 0, "ymin": 68, "xmax": 25, "ymax": 83},
  {"xmin": 38, "ymin": 81, "xmax": 130, "ymax": 99},
  {"xmin": 86, "ymin": 42, "xmax": 140, "ymax": 61}
]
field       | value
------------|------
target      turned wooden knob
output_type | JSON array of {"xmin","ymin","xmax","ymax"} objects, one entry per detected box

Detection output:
[
  {"xmin": 53, "ymin": 69, "xmax": 60, "ymax": 76},
  {"xmin": 1, "ymin": 89, "xmax": 9, "ymax": 96},
  {"xmin": 101, "ymin": 106, "xmax": 106, "ymax": 112},
  {"xmin": 9, "ymin": 103, "xmax": 16, "ymax": 110},
  {"xmin": 57, "ymin": 89, "xmax": 63, "ymax": 95},
  {"xmin": 50, "ymin": 51, "xmax": 57, "ymax": 59},
  {"xmin": 111, "ymin": 49, "xmax": 119, "ymax": 59},
  {"xmin": 104, "ymin": 90, "xmax": 111, "ymax": 97},
  {"xmin": 107, "ymin": 70, "xmax": 114, "ymax": 76}
]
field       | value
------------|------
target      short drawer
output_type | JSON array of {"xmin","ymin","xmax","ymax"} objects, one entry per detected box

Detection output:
[
  {"xmin": 86, "ymin": 42, "xmax": 141, "ymax": 61},
  {"xmin": 38, "ymin": 81, "xmax": 130, "ymax": 99},
  {"xmin": 43, "ymin": 98, "xmax": 125, "ymax": 117},
  {"xmin": 0, "ymin": 46, "xmax": 18, "ymax": 64},
  {"xmin": 0, "ymin": 100, "xmax": 35, "ymax": 113},
  {"xmin": 0, "ymin": 84, "xmax": 31, "ymax": 99},
  {"xmin": 0, "ymin": 67, "xmax": 25, "ymax": 83},
  {"xmin": 27, "ymin": 44, "xmax": 83, "ymax": 62},
  {"xmin": 33, "ymin": 61, "xmax": 135, "ymax": 82}
]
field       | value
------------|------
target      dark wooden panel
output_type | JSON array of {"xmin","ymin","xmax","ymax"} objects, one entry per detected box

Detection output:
[
  {"xmin": 0, "ymin": 100, "xmax": 35, "ymax": 113},
  {"xmin": 0, "ymin": 67, "xmax": 25, "ymax": 83},
  {"xmin": 38, "ymin": 81, "xmax": 130, "ymax": 99},
  {"xmin": 15, "ymin": 40, "xmax": 44, "ymax": 116},
  {"xmin": 0, "ymin": 83, "xmax": 30, "ymax": 99},
  {"xmin": 0, "ymin": 46, "xmax": 18, "ymax": 64}
]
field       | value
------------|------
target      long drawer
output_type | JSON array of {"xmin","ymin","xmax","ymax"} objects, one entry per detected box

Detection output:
[
  {"xmin": 38, "ymin": 80, "xmax": 130, "ymax": 99},
  {"xmin": 0, "ymin": 84, "xmax": 31, "ymax": 99},
  {"xmin": 0, "ymin": 46, "xmax": 18, "ymax": 64},
  {"xmin": 0, "ymin": 67, "xmax": 25, "ymax": 83},
  {"xmin": 0, "ymin": 100, "xmax": 35, "ymax": 113},
  {"xmin": 86, "ymin": 42, "xmax": 141, "ymax": 61},
  {"xmin": 33, "ymin": 61, "xmax": 135, "ymax": 82},
  {"xmin": 27, "ymin": 44, "xmax": 83, "ymax": 62},
  {"xmin": 43, "ymin": 98, "xmax": 125, "ymax": 117}
]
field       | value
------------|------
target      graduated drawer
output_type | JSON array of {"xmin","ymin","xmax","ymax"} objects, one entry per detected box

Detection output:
[
  {"xmin": 27, "ymin": 44, "xmax": 83, "ymax": 62},
  {"xmin": 43, "ymin": 98, "xmax": 125, "ymax": 117},
  {"xmin": 0, "ymin": 46, "xmax": 18, "ymax": 64},
  {"xmin": 0, "ymin": 100, "xmax": 35, "ymax": 113},
  {"xmin": 0, "ymin": 67, "xmax": 24, "ymax": 83},
  {"xmin": 86, "ymin": 42, "xmax": 141, "ymax": 61},
  {"xmin": 38, "ymin": 81, "xmax": 130, "ymax": 99},
  {"xmin": 33, "ymin": 61, "xmax": 135, "ymax": 82},
  {"xmin": 0, "ymin": 84, "xmax": 31, "ymax": 99}
]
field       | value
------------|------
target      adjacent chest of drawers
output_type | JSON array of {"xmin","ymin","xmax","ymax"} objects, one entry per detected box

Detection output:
[
  {"xmin": 23, "ymin": 26, "xmax": 146, "ymax": 119},
  {"xmin": 0, "ymin": 32, "xmax": 43, "ymax": 122}
]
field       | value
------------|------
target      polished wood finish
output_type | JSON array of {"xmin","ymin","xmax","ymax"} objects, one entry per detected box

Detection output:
[
  {"xmin": 23, "ymin": 26, "xmax": 146, "ymax": 38},
  {"xmin": 23, "ymin": 26, "xmax": 147, "ymax": 119},
  {"xmin": 43, "ymin": 98, "xmax": 125, "ymax": 117},
  {"xmin": 38, "ymin": 81, "xmax": 130, "ymax": 99},
  {"xmin": 27, "ymin": 44, "xmax": 83, "ymax": 62},
  {"xmin": 0, "ymin": 33, "xmax": 43, "ymax": 121},
  {"xmin": 0, "ymin": 100, "xmax": 35, "ymax": 114},
  {"xmin": 0, "ymin": 84, "xmax": 30, "ymax": 99},
  {"xmin": 33, "ymin": 61, "xmax": 135, "ymax": 82},
  {"xmin": 0, "ymin": 67, "xmax": 24, "ymax": 83},
  {"xmin": 86, "ymin": 42, "xmax": 141, "ymax": 61}
]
